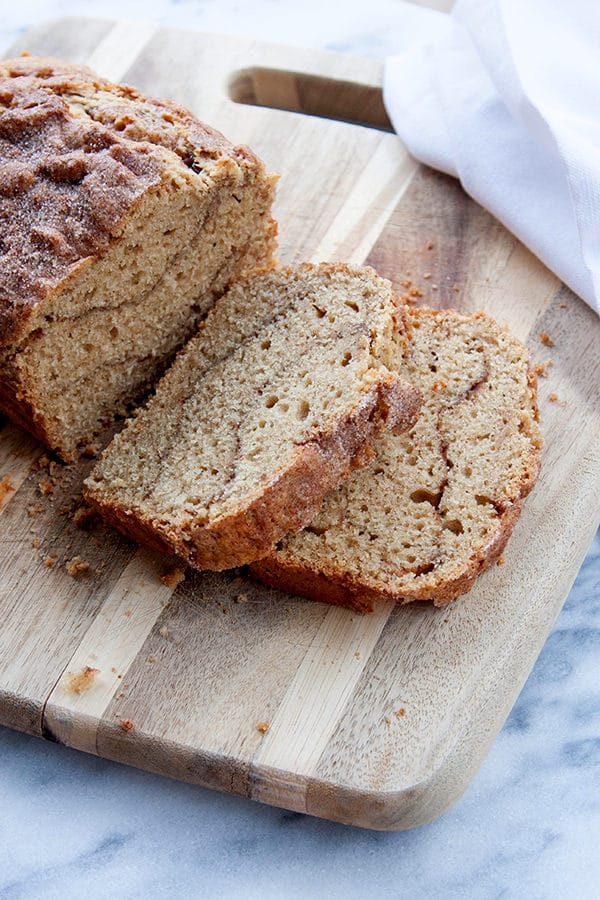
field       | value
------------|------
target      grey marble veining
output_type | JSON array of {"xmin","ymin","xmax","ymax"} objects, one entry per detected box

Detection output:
[{"xmin": 0, "ymin": 2, "xmax": 599, "ymax": 897}]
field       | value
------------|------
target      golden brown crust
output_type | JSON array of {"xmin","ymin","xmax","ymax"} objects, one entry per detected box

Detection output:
[{"xmin": 85, "ymin": 375, "xmax": 422, "ymax": 570}]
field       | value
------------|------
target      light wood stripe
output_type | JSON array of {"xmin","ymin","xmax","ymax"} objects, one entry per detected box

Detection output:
[
  {"xmin": 85, "ymin": 20, "xmax": 158, "ymax": 82},
  {"xmin": 43, "ymin": 547, "xmax": 176, "ymax": 753},
  {"xmin": 310, "ymin": 139, "xmax": 418, "ymax": 265},
  {"xmin": 252, "ymin": 600, "xmax": 395, "ymax": 801},
  {"xmin": 0, "ymin": 424, "xmax": 41, "ymax": 515}
]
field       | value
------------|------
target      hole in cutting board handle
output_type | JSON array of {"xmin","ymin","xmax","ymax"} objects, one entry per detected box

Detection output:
[{"xmin": 228, "ymin": 67, "xmax": 393, "ymax": 132}]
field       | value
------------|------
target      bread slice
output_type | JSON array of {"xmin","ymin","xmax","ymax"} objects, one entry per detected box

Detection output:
[
  {"xmin": 251, "ymin": 307, "xmax": 542, "ymax": 609},
  {"xmin": 0, "ymin": 56, "xmax": 276, "ymax": 460},
  {"xmin": 84, "ymin": 264, "xmax": 421, "ymax": 570}
]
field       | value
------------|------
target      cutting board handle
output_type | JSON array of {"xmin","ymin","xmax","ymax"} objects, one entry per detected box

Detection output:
[{"xmin": 227, "ymin": 65, "xmax": 392, "ymax": 132}]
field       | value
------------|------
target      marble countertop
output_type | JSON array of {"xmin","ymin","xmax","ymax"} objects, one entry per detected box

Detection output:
[{"xmin": 1, "ymin": 2, "xmax": 599, "ymax": 898}]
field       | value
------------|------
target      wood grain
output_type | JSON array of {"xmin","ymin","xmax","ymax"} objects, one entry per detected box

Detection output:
[{"xmin": 0, "ymin": 17, "xmax": 598, "ymax": 830}]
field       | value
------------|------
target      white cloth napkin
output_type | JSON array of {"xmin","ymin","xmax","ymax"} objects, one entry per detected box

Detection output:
[{"xmin": 383, "ymin": 0, "xmax": 600, "ymax": 314}]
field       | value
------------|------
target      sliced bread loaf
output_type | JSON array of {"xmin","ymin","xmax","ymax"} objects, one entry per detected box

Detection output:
[
  {"xmin": 251, "ymin": 307, "xmax": 542, "ymax": 609},
  {"xmin": 0, "ymin": 56, "xmax": 276, "ymax": 459},
  {"xmin": 84, "ymin": 264, "xmax": 422, "ymax": 570}
]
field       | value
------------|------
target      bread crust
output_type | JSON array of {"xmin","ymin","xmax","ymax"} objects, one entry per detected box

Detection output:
[{"xmin": 85, "ymin": 374, "xmax": 421, "ymax": 570}]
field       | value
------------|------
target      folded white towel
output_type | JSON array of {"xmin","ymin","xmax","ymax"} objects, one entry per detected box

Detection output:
[{"xmin": 383, "ymin": 0, "xmax": 600, "ymax": 314}]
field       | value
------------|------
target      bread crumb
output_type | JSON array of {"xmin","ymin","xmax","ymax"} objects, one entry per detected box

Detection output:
[
  {"xmin": 396, "ymin": 708, "xmax": 406, "ymax": 717},
  {"xmin": 540, "ymin": 332, "xmax": 554, "ymax": 347},
  {"xmin": 384, "ymin": 715, "xmax": 392, "ymax": 725},
  {"xmin": 27, "ymin": 505, "xmax": 43, "ymax": 517},
  {"xmin": 409, "ymin": 287, "xmax": 424, "ymax": 298},
  {"xmin": 559, "ymin": 302, "xmax": 567, "ymax": 309},
  {"xmin": 532, "ymin": 360, "xmax": 552, "ymax": 378},
  {"xmin": 452, "ymin": 284, "xmax": 460, "ymax": 293},
  {"xmin": 111, "ymin": 666, "xmax": 116, "ymax": 673},
  {"xmin": 354, "ymin": 649, "xmax": 361, "ymax": 659},
  {"xmin": 123, "ymin": 609, "xmax": 132, "ymax": 618},
  {"xmin": 497, "ymin": 555, "xmax": 506, "ymax": 565},
  {"xmin": 159, "ymin": 625, "xmax": 169, "ymax": 638},
  {"xmin": 66, "ymin": 556, "xmax": 90, "ymax": 577},
  {"xmin": 48, "ymin": 461, "xmax": 62, "ymax": 479},
  {"xmin": 63, "ymin": 666, "xmax": 99, "ymax": 694},
  {"xmin": 38, "ymin": 478, "xmax": 54, "ymax": 495},
  {"xmin": 0, "ymin": 474, "xmax": 15, "ymax": 505},
  {"xmin": 43, "ymin": 556, "xmax": 55, "ymax": 568},
  {"xmin": 119, "ymin": 718, "xmax": 134, "ymax": 732},
  {"xmin": 548, "ymin": 393, "xmax": 558, "ymax": 402},
  {"xmin": 234, "ymin": 593, "xmax": 248, "ymax": 604},
  {"xmin": 31, "ymin": 454, "xmax": 50, "ymax": 472},
  {"xmin": 256, "ymin": 721, "xmax": 270, "ymax": 734},
  {"xmin": 148, "ymin": 656, "xmax": 156, "ymax": 663},
  {"xmin": 160, "ymin": 564, "xmax": 186, "ymax": 588},
  {"xmin": 431, "ymin": 284, "xmax": 438, "ymax": 290},
  {"xmin": 423, "ymin": 272, "xmax": 432, "ymax": 280},
  {"xmin": 31, "ymin": 538, "xmax": 40, "ymax": 548},
  {"xmin": 82, "ymin": 443, "xmax": 99, "ymax": 458},
  {"xmin": 73, "ymin": 504, "xmax": 98, "ymax": 529},
  {"xmin": 426, "ymin": 241, "xmax": 434, "ymax": 250}
]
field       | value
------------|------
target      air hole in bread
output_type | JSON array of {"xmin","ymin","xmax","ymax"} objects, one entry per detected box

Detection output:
[
  {"xmin": 410, "ymin": 488, "xmax": 443, "ymax": 507},
  {"xmin": 443, "ymin": 518, "xmax": 464, "ymax": 535},
  {"xmin": 297, "ymin": 400, "xmax": 310, "ymax": 420}
]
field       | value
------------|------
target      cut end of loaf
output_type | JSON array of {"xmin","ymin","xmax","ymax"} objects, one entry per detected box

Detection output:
[
  {"xmin": 251, "ymin": 306, "xmax": 542, "ymax": 608},
  {"xmin": 84, "ymin": 263, "xmax": 421, "ymax": 569},
  {"xmin": 0, "ymin": 56, "xmax": 277, "ymax": 459}
]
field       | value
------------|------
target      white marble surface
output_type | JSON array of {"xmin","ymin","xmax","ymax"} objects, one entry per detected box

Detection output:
[{"xmin": 1, "ymin": 2, "xmax": 599, "ymax": 898}]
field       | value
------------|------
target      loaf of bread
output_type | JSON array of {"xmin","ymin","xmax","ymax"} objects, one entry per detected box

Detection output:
[
  {"xmin": 84, "ymin": 264, "xmax": 422, "ymax": 570},
  {"xmin": 0, "ymin": 56, "xmax": 276, "ymax": 459},
  {"xmin": 251, "ymin": 307, "xmax": 542, "ymax": 609}
]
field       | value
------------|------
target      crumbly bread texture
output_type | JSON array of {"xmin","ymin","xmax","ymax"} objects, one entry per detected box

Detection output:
[
  {"xmin": 252, "ymin": 307, "xmax": 542, "ymax": 609},
  {"xmin": 0, "ymin": 56, "xmax": 277, "ymax": 459},
  {"xmin": 84, "ymin": 264, "xmax": 422, "ymax": 570}
]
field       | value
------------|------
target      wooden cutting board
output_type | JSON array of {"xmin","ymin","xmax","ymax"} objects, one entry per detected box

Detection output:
[{"xmin": 1, "ymin": 17, "xmax": 599, "ymax": 831}]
